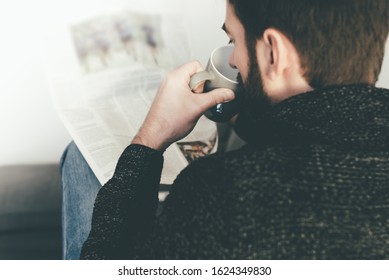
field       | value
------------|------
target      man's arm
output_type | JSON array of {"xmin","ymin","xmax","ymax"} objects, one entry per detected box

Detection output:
[
  {"xmin": 80, "ymin": 144, "xmax": 163, "ymax": 259},
  {"xmin": 80, "ymin": 61, "xmax": 235, "ymax": 259}
]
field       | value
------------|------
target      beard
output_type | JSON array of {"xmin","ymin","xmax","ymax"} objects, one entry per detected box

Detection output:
[
  {"xmin": 240, "ymin": 34, "xmax": 273, "ymax": 114},
  {"xmin": 238, "ymin": 55, "xmax": 271, "ymax": 113},
  {"xmin": 233, "ymin": 52, "xmax": 273, "ymax": 143}
]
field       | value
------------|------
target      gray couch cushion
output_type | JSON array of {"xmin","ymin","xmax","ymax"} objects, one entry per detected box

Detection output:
[
  {"xmin": 0, "ymin": 164, "xmax": 61, "ymax": 231},
  {"xmin": 0, "ymin": 164, "xmax": 62, "ymax": 259}
]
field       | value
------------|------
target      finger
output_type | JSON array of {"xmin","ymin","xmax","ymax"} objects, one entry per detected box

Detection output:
[
  {"xmin": 195, "ymin": 88, "xmax": 235, "ymax": 111},
  {"xmin": 192, "ymin": 81, "xmax": 205, "ymax": 94},
  {"xmin": 175, "ymin": 60, "xmax": 204, "ymax": 83}
]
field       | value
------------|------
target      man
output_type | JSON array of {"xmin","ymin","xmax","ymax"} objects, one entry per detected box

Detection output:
[{"xmin": 62, "ymin": 0, "xmax": 389, "ymax": 259}]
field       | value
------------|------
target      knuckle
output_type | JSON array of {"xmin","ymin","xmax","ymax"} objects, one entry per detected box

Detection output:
[
  {"xmin": 165, "ymin": 72, "xmax": 174, "ymax": 80},
  {"xmin": 192, "ymin": 60, "xmax": 202, "ymax": 67}
]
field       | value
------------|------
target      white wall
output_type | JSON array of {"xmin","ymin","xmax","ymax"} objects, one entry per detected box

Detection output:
[
  {"xmin": 0, "ymin": 1, "xmax": 71, "ymax": 165},
  {"xmin": 0, "ymin": 0, "xmax": 388, "ymax": 165}
]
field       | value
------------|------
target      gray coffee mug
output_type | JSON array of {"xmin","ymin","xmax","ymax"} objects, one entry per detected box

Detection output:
[{"xmin": 190, "ymin": 45, "xmax": 242, "ymax": 122}]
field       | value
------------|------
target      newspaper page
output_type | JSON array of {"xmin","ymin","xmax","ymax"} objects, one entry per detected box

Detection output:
[{"xmin": 46, "ymin": 9, "xmax": 218, "ymax": 194}]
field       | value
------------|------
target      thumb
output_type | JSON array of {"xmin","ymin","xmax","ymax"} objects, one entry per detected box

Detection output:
[{"xmin": 196, "ymin": 88, "xmax": 235, "ymax": 111}]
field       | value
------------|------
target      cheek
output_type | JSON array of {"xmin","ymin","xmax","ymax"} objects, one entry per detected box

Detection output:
[
  {"xmin": 234, "ymin": 47, "xmax": 249, "ymax": 80},
  {"xmin": 237, "ymin": 56, "xmax": 249, "ymax": 80}
]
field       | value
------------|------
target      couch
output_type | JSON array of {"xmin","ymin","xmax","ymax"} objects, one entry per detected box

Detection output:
[{"xmin": 0, "ymin": 164, "xmax": 62, "ymax": 260}]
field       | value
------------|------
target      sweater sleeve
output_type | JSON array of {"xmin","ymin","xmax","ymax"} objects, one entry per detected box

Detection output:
[{"xmin": 80, "ymin": 144, "xmax": 163, "ymax": 260}]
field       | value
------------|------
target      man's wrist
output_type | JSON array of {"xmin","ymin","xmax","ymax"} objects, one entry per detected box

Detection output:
[
  {"xmin": 132, "ymin": 135, "xmax": 160, "ymax": 151},
  {"xmin": 131, "ymin": 131, "xmax": 169, "ymax": 152}
]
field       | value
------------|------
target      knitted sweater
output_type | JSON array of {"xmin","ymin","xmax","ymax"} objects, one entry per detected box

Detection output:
[{"xmin": 81, "ymin": 84, "xmax": 389, "ymax": 259}]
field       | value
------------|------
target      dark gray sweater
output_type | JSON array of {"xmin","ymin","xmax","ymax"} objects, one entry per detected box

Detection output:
[{"xmin": 81, "ymin": 84, "xmax": 389, "ymax": 259}]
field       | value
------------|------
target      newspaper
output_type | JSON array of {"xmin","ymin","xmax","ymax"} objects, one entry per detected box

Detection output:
[{"xmin": 46, "ymin": 9, "xmax": 218, "ymax": 194}]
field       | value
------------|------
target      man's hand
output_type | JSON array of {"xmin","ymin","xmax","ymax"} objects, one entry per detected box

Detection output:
[{"xmin": 132, "ymin": 61, "xmax": 235, "ymax": 151}]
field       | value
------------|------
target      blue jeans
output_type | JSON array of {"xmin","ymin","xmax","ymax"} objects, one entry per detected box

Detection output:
[{"xmin": 60, "ymin": 142, "xmax": 102, "ymax": 260}]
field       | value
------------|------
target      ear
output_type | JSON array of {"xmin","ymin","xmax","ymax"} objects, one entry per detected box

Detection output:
[
  {"xmin": 256, "ymin": 28, "xmax": 312, "ymax": 102},
  {"xmin": 257, "ymin": 28, "xmax": 292, "ymax": 81}
]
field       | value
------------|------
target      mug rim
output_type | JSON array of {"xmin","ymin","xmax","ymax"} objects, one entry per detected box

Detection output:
[{"xmin": 209, "ymin": 45, "xmax": 239, "ymax": 85}]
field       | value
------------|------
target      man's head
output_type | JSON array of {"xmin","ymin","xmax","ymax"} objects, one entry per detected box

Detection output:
[{"xmin": 224, "ymin": 0, "xmax": 389, "ymax": 103}]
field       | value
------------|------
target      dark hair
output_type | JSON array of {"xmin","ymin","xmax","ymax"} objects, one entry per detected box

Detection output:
[{"xmin": 229, "ymin": 0, "xmax": 389, "ymax": 88}]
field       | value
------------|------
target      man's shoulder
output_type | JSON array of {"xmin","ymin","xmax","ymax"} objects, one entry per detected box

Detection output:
[
  {"xmin": 172, "ymin": 141, "xmax": 361, "ymax": 191},
  {"xmin": 177, "ymin": 144, "xmax": 287, "ymax": 179}
]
